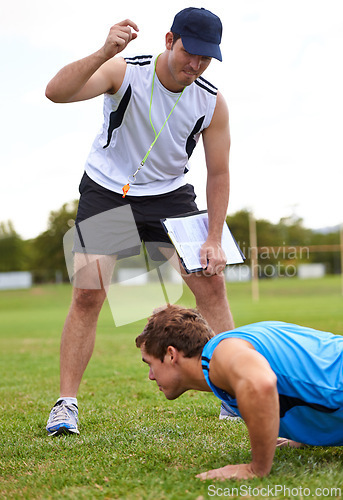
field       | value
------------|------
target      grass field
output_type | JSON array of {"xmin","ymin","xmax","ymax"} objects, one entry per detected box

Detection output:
[{"xmin": 1, "ymin": 276, "xmax": 343, "ymax": 499}]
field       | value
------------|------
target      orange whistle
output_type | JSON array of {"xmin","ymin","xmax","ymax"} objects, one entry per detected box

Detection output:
[{"xmin": 122, "ymin": 183, "xmax": 130, "ymax": 198}]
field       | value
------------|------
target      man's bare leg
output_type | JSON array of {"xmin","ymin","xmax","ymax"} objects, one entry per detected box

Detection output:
[
  {"xmin": 184, "ymin": 270, "xmax": 237, "ymax": 419},
  {"xmin": 158, "ymin": 246, "xmax": 234, "ymax": 333},
  {"xmin": 46, "ymin": 253, "xmax": 116, "ymax": 435},
  {"xmin": 59, "ymin": 287, "xmax": 107, "ymax": 397},
  {"xmin": 157, "ymin": 246, "xmax": 236, "ymax": 421},
  {"xmin": 183, "ymin": 271, "xmax": 234, "ymax": 334},
  {"xmin": 60, "ymin": 253, "xmax": 116, "ymax": 397}
]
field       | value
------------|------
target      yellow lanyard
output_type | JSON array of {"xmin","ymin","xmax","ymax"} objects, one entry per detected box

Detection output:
[{"xmin": 122, "ymin": 55, "xmax": 185, "ymax": 197}]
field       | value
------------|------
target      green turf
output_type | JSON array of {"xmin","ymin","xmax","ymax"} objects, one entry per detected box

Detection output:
[{"xmin": 1, "ymin": 277, "xmax": 343, "ymax": 499}]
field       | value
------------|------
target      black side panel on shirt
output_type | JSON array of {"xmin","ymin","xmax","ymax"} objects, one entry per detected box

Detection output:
[
  {"xmin": 279, "ymin": 394, "xmax": 339, "ymax": 418},
  {"xmin": 103, "ymin": 85, "xmax": 132, "ymax": 149},
  {"xmin": 185, "ymin": 115, "xmax": 205, "ymax": 163}
]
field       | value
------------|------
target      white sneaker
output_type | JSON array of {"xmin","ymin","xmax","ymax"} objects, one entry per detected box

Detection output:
[
  {"xmin": 46, "ymin": 400, "xmax": 79, "ymax": 436},
  {"xmin": 219, "ymin": 402, "xmax": 241, "ymax": 420}
]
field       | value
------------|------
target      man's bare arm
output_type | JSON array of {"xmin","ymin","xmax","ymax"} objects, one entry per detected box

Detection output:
[
  {"xmin": 200, "ymin": 91, "xmax": 230, "ymax": 275},
  {"xmin": 45, "ymin": 20, "xmax": 139, "ymax": 103},
  {"xmin": 197, "ymin": 339, "xmax": 280, "ymax": 480}
]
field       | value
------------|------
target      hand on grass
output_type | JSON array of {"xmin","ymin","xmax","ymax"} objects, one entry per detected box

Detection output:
[{"xmin": 196, "ymin": 463, "xmax": 257, "ymax": 481}]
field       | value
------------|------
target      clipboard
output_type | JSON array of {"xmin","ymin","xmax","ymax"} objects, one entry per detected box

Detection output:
[{"xmin": 161, "ymin": 210, "xmax": 245, "ymax": 273}]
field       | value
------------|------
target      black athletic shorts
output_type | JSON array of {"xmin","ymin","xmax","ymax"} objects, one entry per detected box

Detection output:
[{"xmin": 73, "ymin": 172, "xmax": 199, "ymax": 260}]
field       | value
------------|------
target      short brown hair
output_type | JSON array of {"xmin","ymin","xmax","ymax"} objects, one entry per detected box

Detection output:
[
  {"xmin": 171, "ymin": 32, "xmax": 181, "ymax": 48},
  {"xmin": 136, "ymin": 304, "xmax": 214, "ymax": 361}
]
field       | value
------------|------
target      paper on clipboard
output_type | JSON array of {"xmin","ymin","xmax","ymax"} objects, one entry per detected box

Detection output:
[{"xmin": 161, "ymin": 210, "xmax": 245, "ymax": 273}]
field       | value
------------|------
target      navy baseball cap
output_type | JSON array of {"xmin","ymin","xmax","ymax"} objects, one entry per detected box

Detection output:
[{"xmin": 171, "ymin": 7, "xmax": 222, "ymax": 61}]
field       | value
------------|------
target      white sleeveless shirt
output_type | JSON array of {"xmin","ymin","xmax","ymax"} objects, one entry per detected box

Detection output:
[{"xmin": 84, "ymin": 54, "xmax": 218, "ymax": 196}]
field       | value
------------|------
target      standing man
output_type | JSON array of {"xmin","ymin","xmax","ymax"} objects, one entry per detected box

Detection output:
[{"xmin": 46, "ymin": 8, "xmax": 233, "ymax": 436}]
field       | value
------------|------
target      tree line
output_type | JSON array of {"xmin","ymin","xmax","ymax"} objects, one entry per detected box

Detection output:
[{"xmin": 0, "ymin": 201, "xmax": 341, "ymax": 283}]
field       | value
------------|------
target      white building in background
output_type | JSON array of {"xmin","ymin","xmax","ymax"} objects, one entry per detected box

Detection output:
[
  {"xmin": 297, "ymin": 263, "xmax": 326, "ymax": 279},
  {"xmin": 225, "ymin": 265, "xmax": 251, "ymax": 282},
  {"xmin": 0, "ymin": 272, "xmax": 32, "ymax": 290}
]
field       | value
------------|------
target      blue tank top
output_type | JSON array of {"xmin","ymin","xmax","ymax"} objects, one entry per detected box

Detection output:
[{"xmin": 201, "ymin": 321, "xmax": 343, "ymax": 445}]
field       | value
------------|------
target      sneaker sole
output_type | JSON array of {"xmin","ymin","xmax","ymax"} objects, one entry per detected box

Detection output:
[
  {"xmin": 219, "ymin": 415, "xmax": 242, "ymax": 421},
  {"xmin": 47, "ymin": 426, "xmax": 80, "ymax": 437}
]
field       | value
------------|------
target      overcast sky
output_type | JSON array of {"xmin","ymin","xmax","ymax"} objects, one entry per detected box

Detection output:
[{"xmin": 1, "ymin": 0, "xmax": 342, "ymax": 239}]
